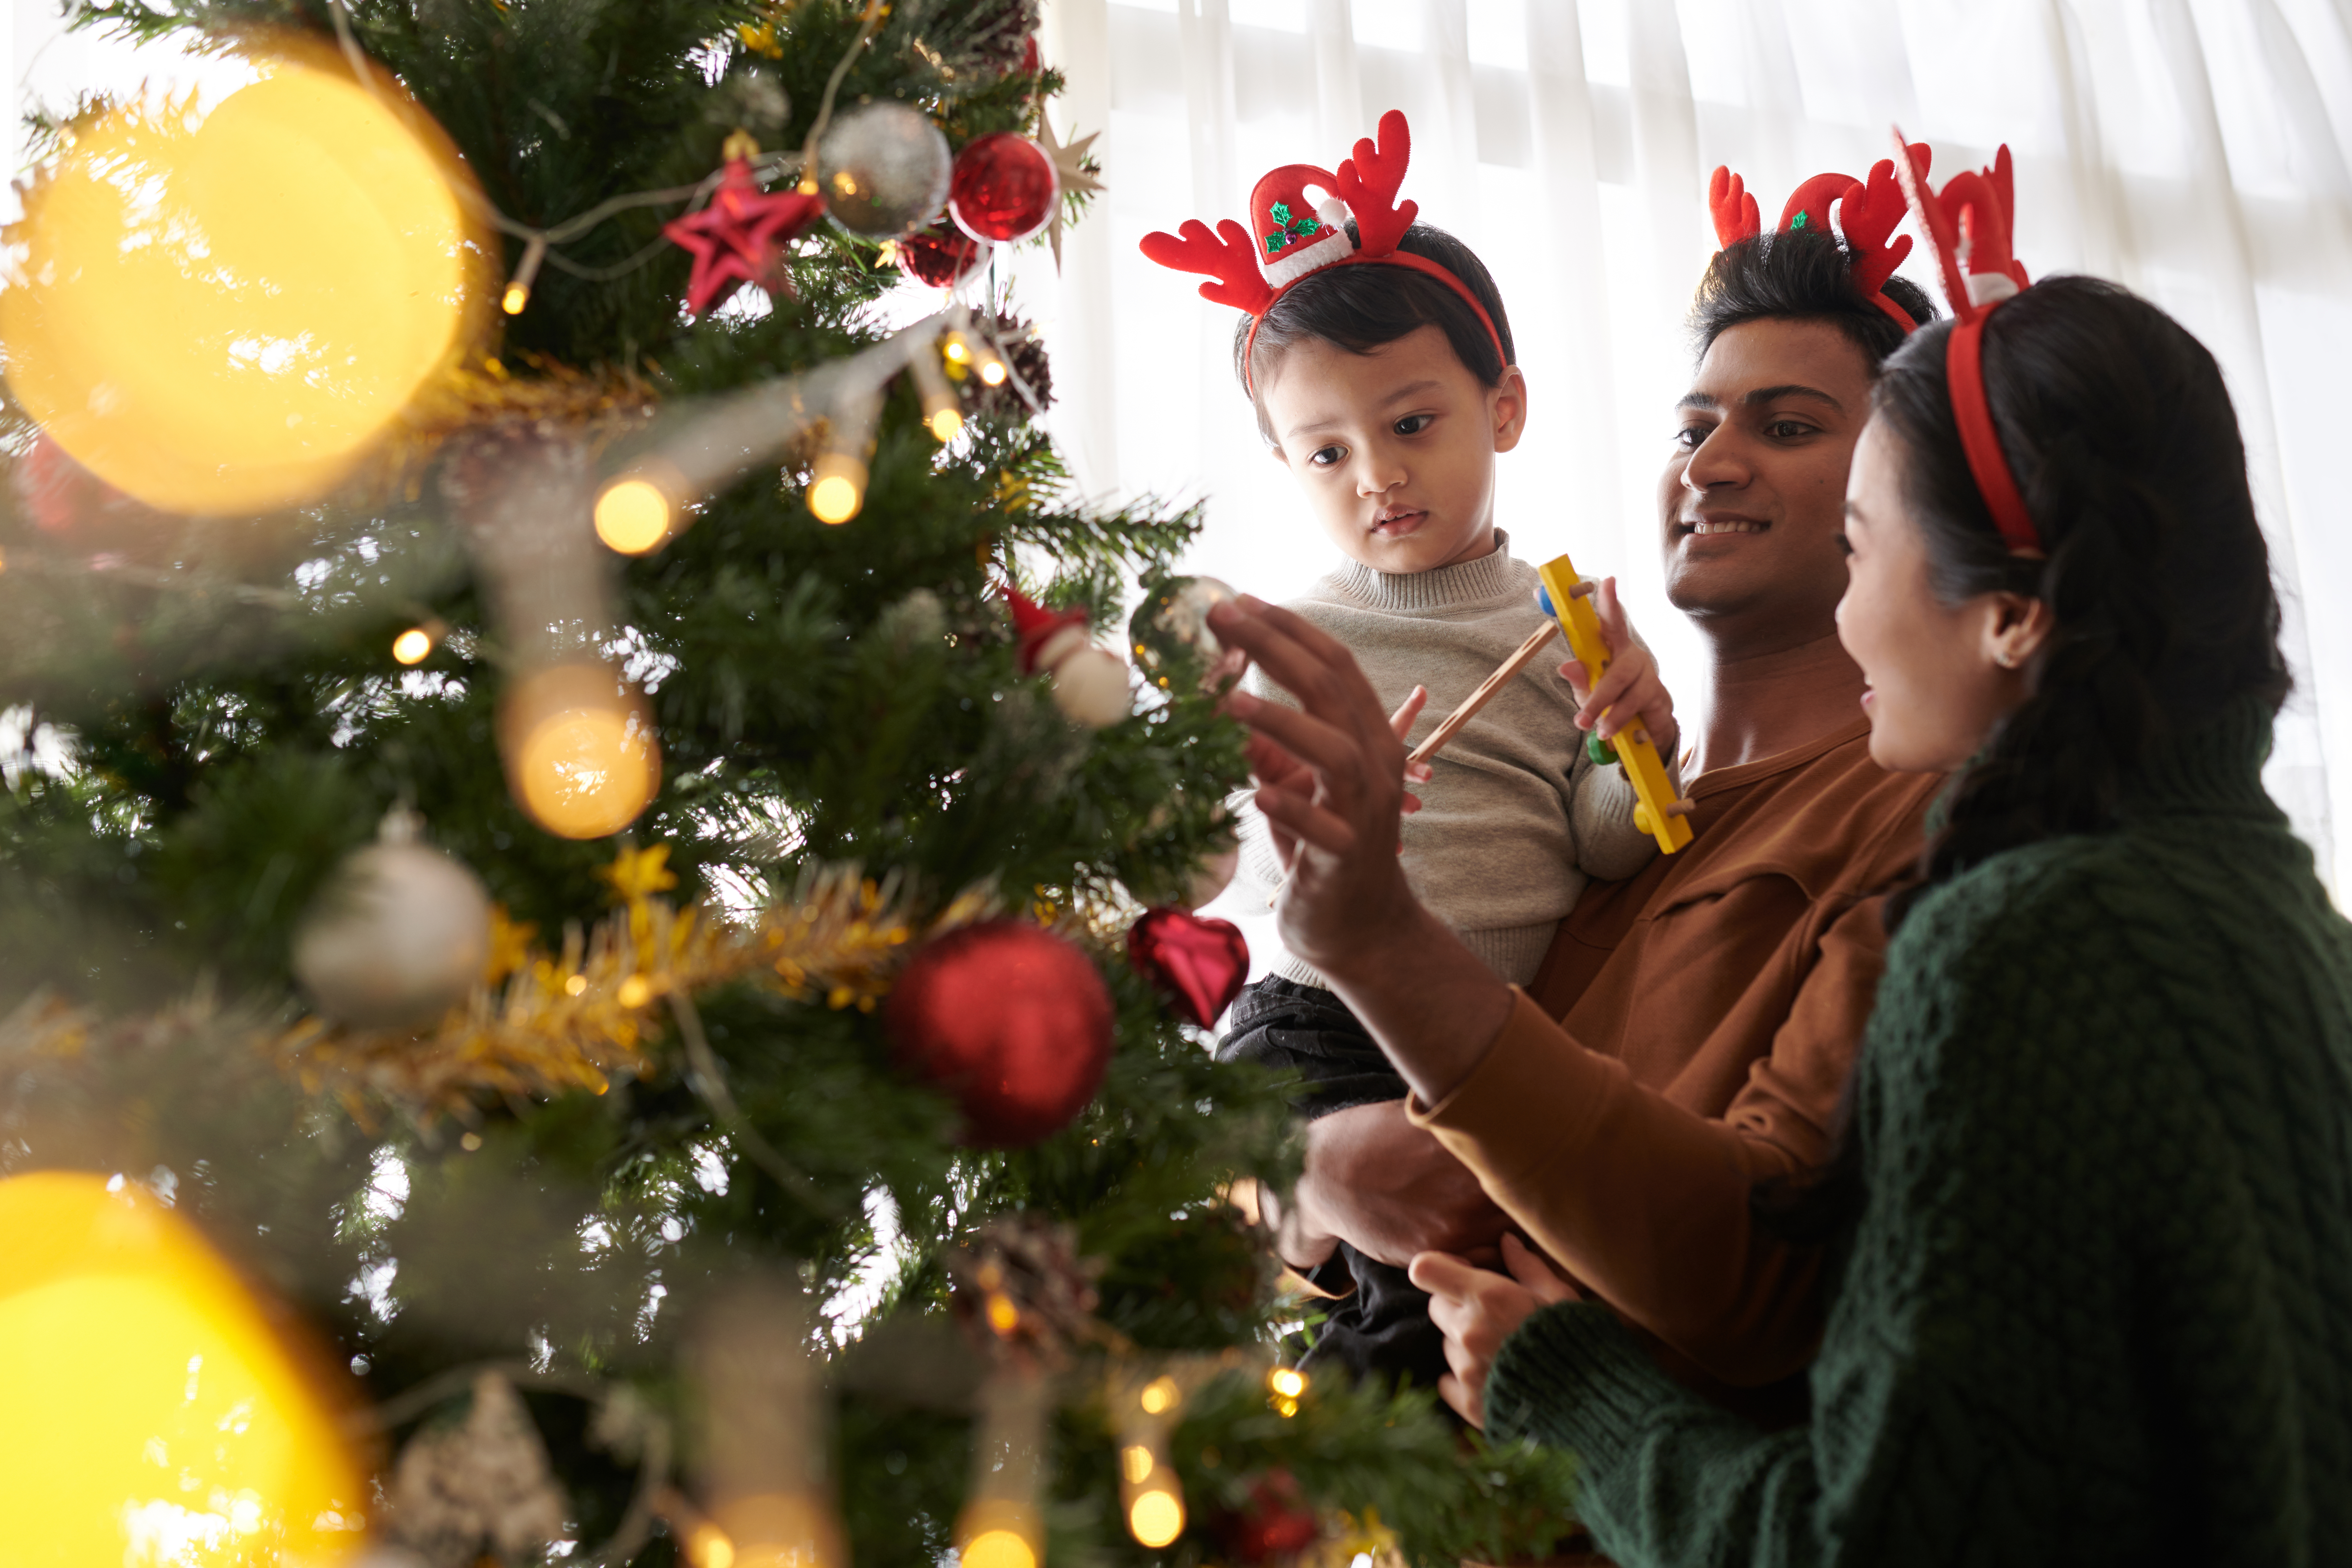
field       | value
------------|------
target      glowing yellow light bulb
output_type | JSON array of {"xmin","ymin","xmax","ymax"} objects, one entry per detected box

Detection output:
[
  {"xmin": 565, "ymin": 974, "xmax": 588, "ymax": 996},
  {"xmin": 0, "ymin": 1171, "xmax": 365, "ymax": 1563},
  {"xmin": 1121, "ymin": 1444, "xmax": 1155, "ymax": 1484},
  {"xmin": 595, "ymin": 477, "xmax": 675, "ymax": 555},
  {"xmin": 807, "ymin": 453, "xmax": 866, "ymax": 525},
  {"xmin": 929, "ymin": 406, "xmax": 964, "ymax": 442},
  {"xmin": 1139, "ymin": 1375, "xmax": 1179, "ymax": 1415},
  {"xmin": 962, "ymin": 1529, "xmax": 1036, "ymax": 1568},
  {"xmin": 1128, "ymin": 1486, "xmax": 1185, "ymax": 1549},
  {"xmin": 979, "ymin": 360, "xmax": 1008, "ymax": 387},
  {"xmin": 503, "ymin": 664, "xmax": 663, "ymax": 840},
  {"xmin": 616, "ymin": 975, "xmax": 652, "ymax": 1008},
  {"xmin": 684, "ymin": 1520, "xmax": 736, "ymax": 1568},
  {"xmin": 832, "ymin": 171, "xmax": 860, "ymax": 196},
  {"xmin": 0, "ymin": 40, "xmax": 490, "ymax": 515},
  {"xmin": 1268, "ymin": 1366, "xmax": 1308, "ymax": 1398},
  {"xmin": 943, "ymin": 334, "xmax": 971, "ymax": 364},
  {"xmin": 985, "ymin": 1292, "xmax": 1020, "ymax": 1336},
  {"xmin": 502, "ymin": 279, "xmax": 531, "ymax": 315},
  {"xmin": 392, "ymin": 626, "xmax": 435, "ymax": 665}
]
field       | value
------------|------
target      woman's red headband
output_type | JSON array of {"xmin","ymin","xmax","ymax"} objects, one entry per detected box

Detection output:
[{"xmin": 1138, "ymin": 111, "xmax": 1506, "ymax": 394}]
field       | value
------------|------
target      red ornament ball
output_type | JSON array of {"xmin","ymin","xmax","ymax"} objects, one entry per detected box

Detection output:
[
  {"xmin": 1214, "ymin": 1470, "xmax": 1321, "ymax": 1564},
  {"xmin": 887, "ymin": 921, "xmax": 1114, "ymax": 1147},
  {"xmin": 949, "ymin": 132, "xmax": 1060, "ymax": 245},
  {"xmin": 897, "ymin": 219, "xmax": 984, "ymax": 288}
]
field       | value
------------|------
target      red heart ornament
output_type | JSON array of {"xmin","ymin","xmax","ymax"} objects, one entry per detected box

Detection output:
[{"xmin": 1128, "ymin": 906, "xmax": 1250, "ymax": 1027}]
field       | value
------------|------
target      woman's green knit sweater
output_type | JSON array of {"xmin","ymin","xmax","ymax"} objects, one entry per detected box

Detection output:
[{"xmin": 1485, "ymin": 702, "xmax": 2352, "ymax": 1566}]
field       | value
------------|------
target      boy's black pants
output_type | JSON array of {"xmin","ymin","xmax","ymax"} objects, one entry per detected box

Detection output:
[{"xmin": 1217, "ymin": 975, "xmax": 1450, "ymax": 1393}]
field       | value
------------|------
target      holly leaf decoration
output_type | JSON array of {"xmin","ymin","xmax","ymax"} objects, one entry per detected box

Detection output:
[{"xmin": 1269, "ymin": 201, "xmax": 1293, "ymax": 227}]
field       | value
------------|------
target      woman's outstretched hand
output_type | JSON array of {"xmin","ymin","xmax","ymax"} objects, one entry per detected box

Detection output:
[
  {"xmin": 1209, "ymin": 596, "xmax": 1422, "ymax": 978},
  {"xmin": 1410, "ymin": 1234, "xmax": 1580, "ymax": 1429}
]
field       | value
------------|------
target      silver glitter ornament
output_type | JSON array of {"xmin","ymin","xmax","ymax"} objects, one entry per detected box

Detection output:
[
  {"xmin": 292, "ymin": 806, "xmax": 492, "ymax": 1030},
  {"xmin": 1128, "ymin": 576, "xmax": 1248, "ymax": 691},
  {"xmin": 816, "ymin": 100, "xmax": 953, "ymax": 237}
]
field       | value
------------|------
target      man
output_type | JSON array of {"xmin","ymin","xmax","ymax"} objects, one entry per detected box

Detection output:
[{"xmin": 1221, "ymin": 166, "xmax": 1948, "ymax": 1407}]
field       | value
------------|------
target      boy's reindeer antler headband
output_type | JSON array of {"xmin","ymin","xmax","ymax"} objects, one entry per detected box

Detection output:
[
  {"xmin": 1888, "ymin": 133, "xmax": 2043, "ymax": 558},
  {"xmin": 1139, "ymin": 110, "xmax": 1505, "ymax": 393},
  {"xmin": 1706, "ymin": 148, "xmax": 1929, "ymax": 333}
]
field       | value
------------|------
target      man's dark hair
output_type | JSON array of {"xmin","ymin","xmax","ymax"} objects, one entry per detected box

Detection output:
[
  {"xmin": 1691, "ymin": 228, "xmax": 1938, "ymax": 367},
  {"xmin": 1234, "ymin": 223, "xmax": 1515, "ymax": 442}
]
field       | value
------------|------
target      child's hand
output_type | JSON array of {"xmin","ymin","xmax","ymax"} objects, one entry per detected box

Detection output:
[
  {"xmin": 1558, "ymin": 577, "xmax": 1678, "ymax": 758},
  {"xmin": 1388, "ymin": 685, "xmax": 1432, "ymax": 816}
]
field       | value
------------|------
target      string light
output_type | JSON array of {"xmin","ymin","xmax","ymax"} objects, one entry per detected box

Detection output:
[
  {"xmin": 1129, "ymin": 1485, "xmax": 1185, "ymax": 1549},
  {"xmin": 503, "ymin": 234, "xmax": 548, "ymax": 315},
  {"xmin": 910, "ymin": 345, "xmax": 964, "ymax": 442},
  {"xmin": 500, "ymin": 663, "xmax": 663, "ymax": 840},
  {"xmin": 1268, "ymin": 1363, "xmax": 1307, "ymax": 1418},
  {"xmin": 594, "ymin": 473, "xmax": 678, "ymax": 555},
  {"xmin": 392, "ymin": 625, "xmax": 437, "ymax": 665},
  {"xmin": 961, "ymin": 1528, "xmax": 1036, "ymax": 1568},
  {"xmin": 1138, "ymin": 1375, "xmax": 1179, "ymax": 1415},
  {"xmin": 807, "ymin": 391, "xmax": 878, "ymax": 525},
  {"xmin": 685, "ymin": 1521, "xmax": 736, "ymax": 1568}
]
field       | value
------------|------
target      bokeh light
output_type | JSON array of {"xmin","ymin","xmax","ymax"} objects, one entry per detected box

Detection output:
[
  {"xmin": 594, "ymin": 477, "xmax": 675, "ymax": 555},
  {"xmin": 1, "ymin": 37, "xmax": 488, "ymax": 515},
  {"xmin": 391, "ymin": 626, "xmax": 435, "ymax": 665},
  {"xmin": 501, "ymin": 663, "xmax": 663, "ymax": 840},
  {"xmin": 0, "ymin": 1171, "xmax": 365, "ymax": 1564},
  {"xmin": 1128, "ymin": 1486, "xmax": 1185, "ymax": 1548},
  {"xmin": 806, "ymin": 456, "xmax": 866, "ymax": 525},
  {"xmin": 961, "ymin": 1529, "xmax": 1036, "ymax": 1568}
]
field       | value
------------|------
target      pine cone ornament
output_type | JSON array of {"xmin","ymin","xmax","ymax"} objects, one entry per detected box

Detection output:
[
  {"xmin": 968, "ymin": 314, "xmax": 1053, "ymax": 419},
  {"xmin": 947, "ymin": 1214, "xmax": 1103, "ymax": 1363}
]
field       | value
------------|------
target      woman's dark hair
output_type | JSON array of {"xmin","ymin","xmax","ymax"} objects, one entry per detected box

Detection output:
[
  {"xmin": 1235, "ymin": 223, "xmax": 1514, "ymax": 440},
  {"xmin": 1758, "ymin": 275, "xmax": 2288, "ymax": 1247},
  {"xmin": 1875, "ymin": 274, "xmax": 2289, "ymax": 927},
  {"xmin": 1692, "ymin": 228, "xmax": 1938, "ymax": 367}
]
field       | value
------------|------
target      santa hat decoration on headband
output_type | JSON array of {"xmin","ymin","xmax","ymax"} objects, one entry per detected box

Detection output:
[
  {"xmin": 1140, "ymin": 111, "xmax": 1505, "ymax": 389},
  {"xmin": 1889, "ymin": 134, "xmax": 2043, "ymax": 557},
  {"xmin": 1708, "ymin": 150, "xmax": 1928, "ymax": 333}
]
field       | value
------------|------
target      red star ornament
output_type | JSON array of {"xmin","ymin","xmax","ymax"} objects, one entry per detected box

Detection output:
[{"xmin": 663, "ymin": 154, "xmax": 825, "ymax": 317}]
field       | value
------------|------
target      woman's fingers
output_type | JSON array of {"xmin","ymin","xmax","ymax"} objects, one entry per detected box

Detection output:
[{"xmin": 1436, "ymin": 1370, "xmax": 1483, "ymax": 1429}]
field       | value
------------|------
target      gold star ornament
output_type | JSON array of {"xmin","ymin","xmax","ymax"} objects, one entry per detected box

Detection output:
[{"xmin": 1035, "ymin": 112, "xmax": 1104, "ymax": 269}]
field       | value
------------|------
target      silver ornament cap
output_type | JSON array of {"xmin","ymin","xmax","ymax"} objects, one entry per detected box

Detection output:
[
  {"xmin": 292, "ymin": 805, "xmax": 493, "ymax": 1031},
  {"xmin": 816, "ymin": 100, "xmax": 954, "ymax": 237}
]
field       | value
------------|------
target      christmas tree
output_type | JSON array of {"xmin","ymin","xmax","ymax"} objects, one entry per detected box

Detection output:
[{"xmin": 0, "ymin": 2, "xmax": 1575, "ymax": 1563}]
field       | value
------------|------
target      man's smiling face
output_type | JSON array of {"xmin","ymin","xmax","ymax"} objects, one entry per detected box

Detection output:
[
  {"xmin": 1258, "ymin": 324, "xmax": 1526, "ymax": 576},
  {"xmin": 1657, "ymin": 317, "xmax": 1878, "ymax": 646}
]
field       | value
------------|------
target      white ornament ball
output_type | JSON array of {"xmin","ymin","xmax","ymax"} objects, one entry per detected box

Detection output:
[
  {"xmin": 294, "ymin": 810, "xmax": 492, "ymax": 1030},
  {"xmin": 1049, "ymin": 644, "xmax": 1133, "ymax": 728},
  {"xmin": 816, "ymin": 100, "xmax": 954, "ymax": 237}
]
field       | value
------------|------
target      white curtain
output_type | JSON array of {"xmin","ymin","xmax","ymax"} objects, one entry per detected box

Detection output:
[{"xmin": 1020, "ymin": 0, "xmax": 2352, "ymax": 903}]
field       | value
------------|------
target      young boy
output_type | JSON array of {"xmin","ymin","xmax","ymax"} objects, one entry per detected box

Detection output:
[{"xmin": 1143, "ymin": 113, "xmax": 1678, "ymax": 1390}]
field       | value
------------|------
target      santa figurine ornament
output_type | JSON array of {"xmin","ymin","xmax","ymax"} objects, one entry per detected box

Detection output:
[
  {"xmin": 1706, "ymin": 145, "xmax": 1931, "ymax": 334},
  {"xmin": 1889, "ymin": 134, "xmax": 2044, "ymax": 559},
  {"xmin": 1139, "ymin": 110, "xmax": 1505, "ymax": 391}
]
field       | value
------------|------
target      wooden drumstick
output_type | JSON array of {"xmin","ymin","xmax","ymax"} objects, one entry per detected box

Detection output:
[{"xmin": 1406, "ymin": 619, "xmax": 1562, "ymax": 768}]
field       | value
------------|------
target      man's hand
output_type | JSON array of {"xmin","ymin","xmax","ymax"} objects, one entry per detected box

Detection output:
[
  {"xmin": 1410, "ymin": 1235, "xmax": 1580, "ymax": 1429},
  {"xmin": 1277, "ymin": 1101, "xmax": 1513, "ymax": 1271},
  {"xmin": 1558, "ymin": 576, "xmax": 1679, "ymax": 758}
]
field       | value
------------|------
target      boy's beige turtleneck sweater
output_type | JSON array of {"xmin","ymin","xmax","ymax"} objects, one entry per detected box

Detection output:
[{"xmin": 1233, "ymin": 532, "xmax": 1660, "ymax": 988}]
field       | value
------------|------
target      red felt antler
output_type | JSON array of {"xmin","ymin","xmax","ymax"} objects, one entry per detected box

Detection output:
[
  {"xmin": 1335, "ymin": 110, "xmax": 1419, "ymax": 257},
  {"xmin": 1840, "ymin": 150, "xmax": 1920, "ymax": 298},
  {"xmin": 1709, "ymin": 166, "xmax": 1760, "ymax": 249},
  {"xmin": 1779, "ymin": 172, "xmax": 1853, "ymax": 238},
  {"xmin": 1890, "ymin": 132, "xmax": 2026, "ymax": 322},
  {"xmin": 1139, "ymin": 218, "xmax": 1276, "ymax": 315}
]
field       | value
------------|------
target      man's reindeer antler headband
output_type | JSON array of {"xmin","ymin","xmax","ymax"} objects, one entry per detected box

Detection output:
[
  {"xmin": 1138, "ymin": 110, "xmax": 1506, "ymax": 392},
  {"xmin": 1706, "ymin": 148, "xmax": 1929, "ymax": 333}
]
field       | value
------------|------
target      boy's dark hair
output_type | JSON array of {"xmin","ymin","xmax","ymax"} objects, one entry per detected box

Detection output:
[
  {"xmin": 1691, "ymin": 228, "xmax": 1938, "ymax": 367},
  {"xmin": 1234, "ymin": 223, "xmax": 1515, "ymax": 442}
]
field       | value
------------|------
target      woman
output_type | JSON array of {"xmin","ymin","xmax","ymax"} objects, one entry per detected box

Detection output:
[{"xmin": 1213, "ymin": 275, "xmax": 2352, "ymax": 1561}]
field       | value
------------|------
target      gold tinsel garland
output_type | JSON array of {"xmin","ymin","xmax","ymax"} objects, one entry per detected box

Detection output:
[{"xmin": 268, "ymin": 848, "xmax": 1001, "ymax": 1122}]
